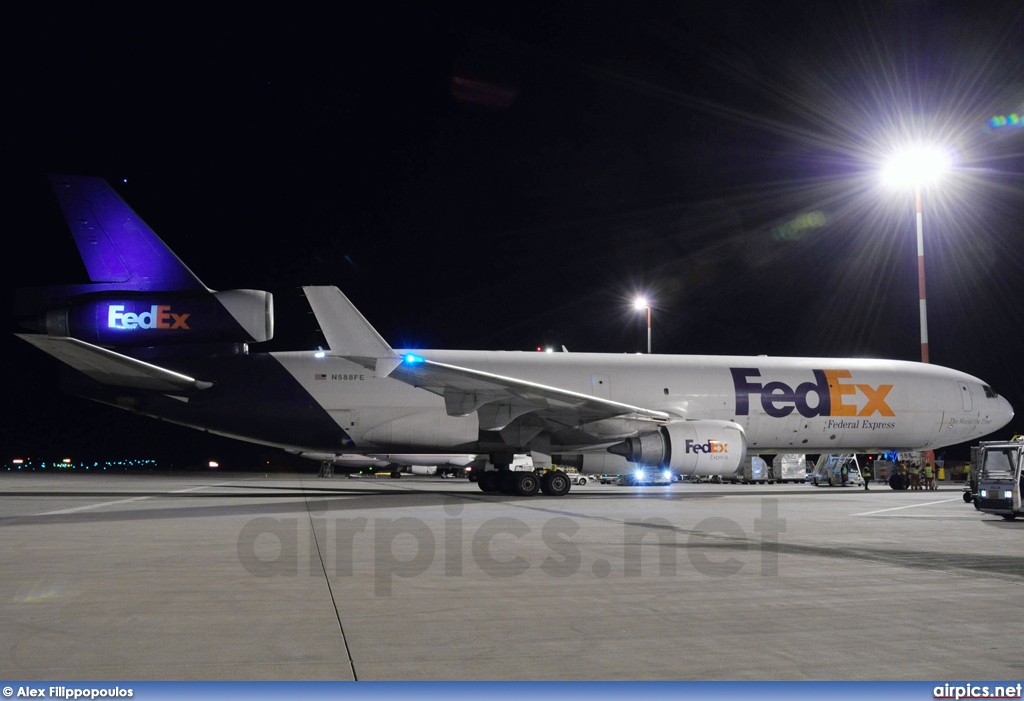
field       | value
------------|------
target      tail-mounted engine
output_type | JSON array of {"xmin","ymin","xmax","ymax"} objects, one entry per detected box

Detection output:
[{"xmin": 22, "ymin": 289, "xmax": 274, "ymax": 348}]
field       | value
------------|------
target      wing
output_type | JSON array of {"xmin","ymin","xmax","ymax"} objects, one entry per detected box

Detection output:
[
  {"xmin": 303, "ymin": 286, "xmax": 669, "ymax": 448},
  {"xmin": 389, "ymin": 356, "xmax": 669, "ymax": 429},
  {"xmin": 367, "ymin": 355, "xmax": 669, "ymax": 449},
  {"xmin": 16, "ymin": 334, "xmax": 211, "ymax": 392}
]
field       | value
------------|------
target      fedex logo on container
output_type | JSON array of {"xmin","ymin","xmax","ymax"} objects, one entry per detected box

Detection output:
[
  {"xmin": 730, "ymin": 368, "xmax": 894, "ymax": 419},
  {"xmin": 107, "ymin": 304, "xmax": 191, "ymax": 330}
]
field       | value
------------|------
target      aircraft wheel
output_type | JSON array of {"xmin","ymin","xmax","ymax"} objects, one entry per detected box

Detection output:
[
  {"xmin": 498, "ymin": 472, "xmax": 518, "ymax": 494},
  {"xmin": 478, "ymin": 471, "xmax": 500, "ymax": 493},
  {"xmin": 390, "ymin": 470, "xmax": 401, "ymax": 479},
  {"xmin": 541, "ymin": 470, "xmax": 572, "ymax": 497},
  {"xmin": 963, "ymin": 491, "xmax": 972, "ymax": 503},
  {"xmin": 513, "ymin": 471, "xmax": 541, "ymax": 497}
]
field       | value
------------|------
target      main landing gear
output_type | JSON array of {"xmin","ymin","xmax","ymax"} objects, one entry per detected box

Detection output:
[{"xmin": 476, "ymin": 464, "xmax": 572, "ymax": 497}]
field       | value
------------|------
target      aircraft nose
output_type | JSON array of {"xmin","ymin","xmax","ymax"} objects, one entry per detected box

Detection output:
[{"xmin": 995, "ymin": 395, "xmax": 1015, "ymax": 431}]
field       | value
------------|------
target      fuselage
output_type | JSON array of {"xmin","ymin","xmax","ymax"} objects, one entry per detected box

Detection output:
[{"xmin": 113, "ymin": 348, "xmax": 1013, "ymax": 460}]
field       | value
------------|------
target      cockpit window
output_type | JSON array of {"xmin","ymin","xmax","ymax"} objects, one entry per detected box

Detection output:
[{"xmin": 983, "ymin": 385, "xmax": 998, "ymax": 399}]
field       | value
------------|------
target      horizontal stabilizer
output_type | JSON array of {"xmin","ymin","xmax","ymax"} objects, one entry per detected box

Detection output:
[
  {"xmin": 16, "ymin": 334, "xmax": 211, "ymax": 392},
  {"xmin": 303, "ymin": 286, "xmax": 396, "ymax": 360}
]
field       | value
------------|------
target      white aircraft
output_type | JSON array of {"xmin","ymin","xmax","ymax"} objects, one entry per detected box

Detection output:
[{"xmin": 16, "ymin": 176, "xmax": 1014, "ymax": 497}]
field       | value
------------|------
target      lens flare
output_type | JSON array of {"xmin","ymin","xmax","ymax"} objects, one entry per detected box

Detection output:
[{"xmin": 881, "ymin": 146, "xmax": 953, "ymax": 188}]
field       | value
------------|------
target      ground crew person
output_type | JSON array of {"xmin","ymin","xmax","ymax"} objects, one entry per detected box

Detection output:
[
  {"xmin": 862, "ymin": 461, "xmax": 872, "ymax": 490},
  {"xmin": 923, "ymin": 460, "xmax": 935, "ymax": 490},
  {"xmin": 909, "ymin": 462, "xmax": 921, "ymax": 490}
]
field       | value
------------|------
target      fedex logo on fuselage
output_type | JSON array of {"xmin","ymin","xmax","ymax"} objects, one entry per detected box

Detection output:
[
  {"xmin": 730, "ymin": 368, "xmax": 894, "ymax": 419},
  {"xmin": 108, "ymin": 304, "xmax": 191, "ymax": 330}
]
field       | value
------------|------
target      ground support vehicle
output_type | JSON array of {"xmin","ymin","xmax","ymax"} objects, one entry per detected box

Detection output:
[
  {"xmin": 617, "ymin": 466, "xmax": 673, "ymax": 486},
  {"xmin": 971, "ymin": 437, "xmax": 1024, "ymax": 520},
  {"xmin": 558, "ymin": 467, "xmax": 594, "ymax": 486},
  {"xmin": 809, "ymin": 454, "xmax": 863, "ymax": 487}
]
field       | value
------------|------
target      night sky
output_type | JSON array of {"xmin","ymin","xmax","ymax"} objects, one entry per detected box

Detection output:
[{"xmin": 6, "ymin": 1, "xmax": 1024, "ymax": 467}]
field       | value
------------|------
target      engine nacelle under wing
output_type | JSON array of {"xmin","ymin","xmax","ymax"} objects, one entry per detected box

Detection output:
[{"xmin": 609, "ymin": 420, "xmax": 746, "ymax": 476}]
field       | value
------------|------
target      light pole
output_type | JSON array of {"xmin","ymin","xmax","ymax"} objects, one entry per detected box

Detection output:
[
  {"xmin": 633, "ymin": 297, "xmax": 651, "ymax": 353},
  {"xmin": 882, "ymin": 146, "xmax": 951, "ymax": 364}
]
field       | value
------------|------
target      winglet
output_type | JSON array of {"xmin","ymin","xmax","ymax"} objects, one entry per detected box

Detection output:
[{"xmin": 303, "ymin": 287, "xmax": 397, "ymax": 370}]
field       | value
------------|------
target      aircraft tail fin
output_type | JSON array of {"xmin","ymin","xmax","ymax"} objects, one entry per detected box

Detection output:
[
  {"xmin": 16, "ymin": 176, "xmax": 273, "ymax": 349},
  {"xmin": 49, "ymin": 175, "xmax": 209, "ymax": 292}
]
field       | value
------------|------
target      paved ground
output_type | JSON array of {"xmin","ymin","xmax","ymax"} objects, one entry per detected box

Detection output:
[{"xmin": 1, "ymin": 472, "xmax": 1022, "ymax": 681}]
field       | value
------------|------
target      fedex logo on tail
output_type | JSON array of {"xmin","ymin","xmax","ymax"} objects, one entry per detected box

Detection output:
[
  {"xmin": 730, "ymin": 368, "xmax": 894, "ymax": 418},
  {"xmin": 108, "ymin": 304, "xmax": 191, "ymax": 330}
]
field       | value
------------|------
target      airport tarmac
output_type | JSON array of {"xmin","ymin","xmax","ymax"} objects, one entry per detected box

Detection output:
[{"xmin": 1, "ymin": 472, "xmax": 1022, "ymax": 681}]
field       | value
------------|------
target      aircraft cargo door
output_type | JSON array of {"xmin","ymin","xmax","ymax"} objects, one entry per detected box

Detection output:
[{"xmin": 591, "ymin": 375, "xmax": 610, "ymax": 400}]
